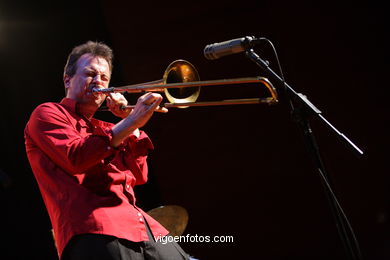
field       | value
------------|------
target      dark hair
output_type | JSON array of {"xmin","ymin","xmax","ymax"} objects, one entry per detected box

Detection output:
[{"xmin": 64, "ymin": 41, "xmax": 114, "ymax": 77}]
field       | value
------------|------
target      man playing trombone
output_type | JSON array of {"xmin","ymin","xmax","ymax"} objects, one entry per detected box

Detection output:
[{"xmin": 24, "ymin": 41, "xmax": 189, "ymax": 260}]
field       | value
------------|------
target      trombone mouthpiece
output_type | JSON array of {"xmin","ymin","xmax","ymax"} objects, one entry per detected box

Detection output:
[{"xmin": 92, "ymin": 87, "xmax": 115, "ymax": 94}]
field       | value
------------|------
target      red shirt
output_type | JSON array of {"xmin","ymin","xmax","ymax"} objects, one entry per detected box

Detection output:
[{"xmin": 24, "ymin": 98, "xmax": 168, "ymax": 258}]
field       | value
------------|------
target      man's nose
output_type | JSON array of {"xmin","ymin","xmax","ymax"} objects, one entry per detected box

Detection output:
[{"xmin": 92, "ymin": 74, "xmax": 103, "ymax": 84}]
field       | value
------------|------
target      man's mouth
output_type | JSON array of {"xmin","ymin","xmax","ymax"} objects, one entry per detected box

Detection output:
[
  {"xmin": 89, "ymin": 84, "xmax": 105, "ymax": 95},
  {"xmin": 90, "ymin": 84, "xmax": 103, "ymax": 91}
]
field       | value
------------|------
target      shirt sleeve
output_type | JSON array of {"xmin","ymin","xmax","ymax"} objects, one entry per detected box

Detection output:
[
  {"xmin": 122, "ymin": 130, "xmax": 154, "ymax": 185},
  {"xmin": 25, "ymin": 103, "xmax": 115, "ymax": 175}
]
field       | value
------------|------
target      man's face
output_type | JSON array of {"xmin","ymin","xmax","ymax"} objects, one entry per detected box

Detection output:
[{"xmin": 64, "ymin": 53, "xmax": 111, "ymax": 108}]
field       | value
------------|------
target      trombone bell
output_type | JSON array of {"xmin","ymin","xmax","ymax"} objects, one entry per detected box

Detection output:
[{"xmin": 163, "ymin": 60, "xmax": 200, "ymax": 108}]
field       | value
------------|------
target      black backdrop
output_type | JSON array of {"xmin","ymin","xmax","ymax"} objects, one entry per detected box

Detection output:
[{"xmin": 0, "ymin": 0, "xmax": 388, "ymax": 259}]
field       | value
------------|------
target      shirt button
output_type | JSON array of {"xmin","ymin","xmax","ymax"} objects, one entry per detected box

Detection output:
[
  {"xmin": 139, "ymin": 218, "xmax": 144, "ymax": 222},
  {"xmin": 137, "ymin": 212, "xmax": 142, "ymax": 217},
  {"xmin": 126, "ymin": 185, "xmax": 130, "ymax": 189}
]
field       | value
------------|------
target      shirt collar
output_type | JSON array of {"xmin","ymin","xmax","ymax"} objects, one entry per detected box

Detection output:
[
  {"xmin": 59, "ymin": 98, "xmax": 112, "ymax": 128},
  {"xmin": 60, "ymin": 98, "xmax": 77, "ymax": 114},
  {"xmin": 60, "ymin": 98, "xmax": 90, "ymax": 120}
]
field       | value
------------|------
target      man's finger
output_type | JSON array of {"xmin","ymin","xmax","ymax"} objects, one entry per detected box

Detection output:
[
  {"xmin": 147, "ymin": 96, "xmax": 163, "ymax": 111},
  {"xmin": 156, "ymin": 106, "xmax": 168, "ymax": 113}
]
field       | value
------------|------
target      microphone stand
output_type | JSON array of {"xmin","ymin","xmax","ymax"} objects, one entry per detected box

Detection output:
[{"xmin": 245, "ymin": 49, "xmax": 363, "ymax": 260}]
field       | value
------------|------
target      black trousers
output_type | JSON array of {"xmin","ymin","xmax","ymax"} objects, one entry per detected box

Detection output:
[{"xmin": 62, "ymin": 221, "xmax": 189, "ymax": 260}]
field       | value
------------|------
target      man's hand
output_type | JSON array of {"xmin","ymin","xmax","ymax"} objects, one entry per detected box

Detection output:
[
  {"xmin": 128, "ymin": 92, "xmax": 168, "ymax": 129},
  {"xmin": 110, "ymin": 92, "xmax": 168, "ymax": 147},
  {"xmin": 106, "ymin": 93, "xmax": 132, "ymax": 118}
]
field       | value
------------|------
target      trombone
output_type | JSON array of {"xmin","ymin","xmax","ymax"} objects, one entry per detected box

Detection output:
[{"xmin": 94, "ymin": 59, "xmax": 278, "ymax": 111}]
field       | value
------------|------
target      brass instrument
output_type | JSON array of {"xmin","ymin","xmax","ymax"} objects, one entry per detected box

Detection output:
[{"xmin": 94, "ymin": 59, "xmax": 278, "ymax": 110}]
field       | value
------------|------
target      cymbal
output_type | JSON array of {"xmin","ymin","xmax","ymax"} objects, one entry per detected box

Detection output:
[{"xmin": 147, "ymin": 205, "xmax": 189, "ymax": 237}]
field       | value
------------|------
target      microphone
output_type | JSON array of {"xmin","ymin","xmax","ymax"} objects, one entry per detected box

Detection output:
[{"xmin": 204, "ymin": 36, "xmax": 258, "ymax": 60}]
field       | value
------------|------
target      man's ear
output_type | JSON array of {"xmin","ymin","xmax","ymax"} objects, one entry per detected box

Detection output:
[
  {"xmin": 63, "ymin": 74, "xmax": 71, "ymax": 89},
  {"xmin": 63, "ymin": 74, "xmax": 72, "ymax": 96}
]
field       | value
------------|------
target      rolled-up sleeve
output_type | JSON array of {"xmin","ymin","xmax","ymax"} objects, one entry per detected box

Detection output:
[{"xmin": 122, "ymin": 130, "xmax": 154, "ymax": 185}]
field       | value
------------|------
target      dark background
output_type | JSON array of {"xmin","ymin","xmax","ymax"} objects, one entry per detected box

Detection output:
[{"xmin": 0, "ymin": 0, "xmax": 388, "ymax": 259}]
